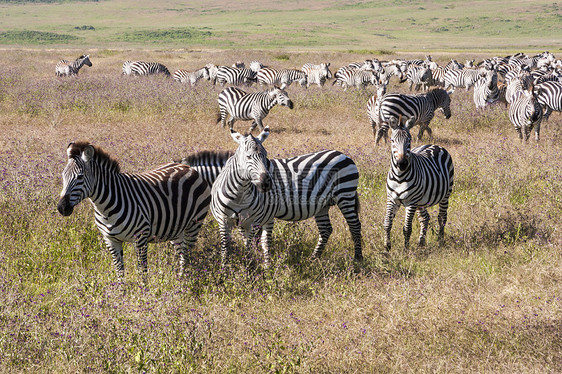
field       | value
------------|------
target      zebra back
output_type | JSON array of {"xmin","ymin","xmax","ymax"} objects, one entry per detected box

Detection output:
[{"xmin": 177, "ymin": 150, "xmax": 234, "ymax": 186}]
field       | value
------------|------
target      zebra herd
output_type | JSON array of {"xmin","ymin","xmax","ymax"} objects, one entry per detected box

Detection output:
[{"xmin": 55, "ymin": 51, "xmax": 561, "ymax": 281}]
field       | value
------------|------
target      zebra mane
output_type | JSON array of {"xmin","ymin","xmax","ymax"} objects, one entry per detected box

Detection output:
[
  {"xmin": 68, "ymin": 141, "xmax": 121, "ymax": 173},
  {"xmin": 177, "ymin": 150, "xmax": 234, "ymax": 166}
]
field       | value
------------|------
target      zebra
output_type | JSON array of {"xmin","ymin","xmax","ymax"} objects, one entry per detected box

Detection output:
[
  {"xmin": 57, "ymin": 142, "xmax": 211, "ymax": 279},
  {"xmin": 508, "ymin": 87, "xmax": 544, "ymax": 142},
  {"xmin": 302, "ymin": 63, "xmax": 332, "ymax": 87},
  {"xmin": 473, "ymin": 69, "xmax": 500, "ymax": 109},
  {"xmin": 366, "ymin": 83, "xmax": 389, "ymax": 143},
  {"xmin": 505, "ymin": 70, "xmax": 534, "ymax": 104},
  {"xmin": 55, "ymin": 55, "xmax": 92, "ymax": 77},
  {"xmin": 443, "ymin": 67, "xmax": 483, "ymax": 92},
  {"xmin": 376, "ymin": 88, "xmax": 453, "ymax": 142},
  {"xmin": 249, "ymin": 61, "xmax": 265, "ymax": 73},
  {"xmin": 122, "ymin": 60, "xmax": 133, "ymax": 75},
  {"xmin": 217, "ymin": 86, "xmax": 293, "ymax": 131},
  {"xmin": 384, "ymin": 116, "xmax": 454, "ymax": 251},
  {"xmin": 403, "ymin": 65, "xmax": 433, "ymax": 91},
  {"xmin": 176, "ymin": 150, "xmax": 234, "ymax": 186},
  {"xmin": 335, "ymin": 60, "xmax": 375, "ymax": 79},
  {"xmin": 535, "ymin": 81, "xmax": 562, "ymax": 121},
  {"xmin": 215, "ymin": 66, "xmax": 257, "ymax": 87},
  {"xmin": 128, "ymin": 61, "xmax": 171, "ymax": 77},
  {"xmin": 257, "ymin": 68, "xmax": 308, "ymax": 89},
  {"xmin": 205, "ymin": 63, "xmax": 221, "ymax": 84},
  {"xmin": 173, "ymin": 66, "xmax": 210, "ymax": 86},
  {"xmin": 333, "ymin": 70, "xmax": 378, "ymax": 90},
  {"xmin": 210, "ymin": 127, "xmax": 363, "ymax": 266}
]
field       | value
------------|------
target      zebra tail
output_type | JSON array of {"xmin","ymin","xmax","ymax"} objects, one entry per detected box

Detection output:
[{"xmin": 355, "ymin": 192, "xmax": 361, "ymax": 215}]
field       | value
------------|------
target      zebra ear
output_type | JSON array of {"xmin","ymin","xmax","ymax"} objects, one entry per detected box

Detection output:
[
  {"xmin": 405, "ymin": 117, "xmax": 416, "ymax": 128},
  {"xmin": 257, "ymin": 127, "xmax": 270, "ymax": 143},
  {"xmin": 388, "ymin": 117, "xmax": 399, "ymax": 130},
  {"xmin": 230, "ymin": 128, "xmax": 245, "ymax": 144},
  {"xmin": 66, "ymin": 142, "xmax": 75, "ymax": 157},
  {"xmin": 81, "ymin": 145, "xmax": 95, "ymax": 163}
]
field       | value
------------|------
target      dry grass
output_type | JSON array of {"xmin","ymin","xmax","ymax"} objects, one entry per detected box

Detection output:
[{"xmin": 0, "ymin": 49, "xmax": 561, "ymax": 373}]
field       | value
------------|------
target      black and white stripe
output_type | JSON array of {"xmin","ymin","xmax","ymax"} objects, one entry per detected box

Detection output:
[
  {"xmin": 176, "ymin": 150, "xmax": 234, "ymax": 186},
  {"xmin": 210, "ymin": 127, "xmax": 362, "ymax": 266},
  {"xmin": 127, "ymin": 61, "xmax": 171, "ymax": 77},
  {"xmin": 443, "ymin": 67, "xmax": 483, "ymax": 91},
  {"xmin": 376, "ymin": 88, "xmax": 452, "ymax": 141},
  {"xmin": 257, "ymin": 68, "xmax": 308, "ymax": 89},
  {"xmin": 217, "ymin": 86, "xmax": 294, "ymax": 131},
  {"xmin": 403, "ymin": 66, "xmax": 433, "ymax": 91},
  {"xmin": 366, "ymin": 84, "xmax": 389, "ymax": 143},
  {"xmin": 57, "ymin": 142, "xmax": 211, "ymax": 279},
  {"xmin": 473, "ymin": 69, "xmax": 500, "ymax": 109},
  {"xmin": 55, "ymin": 55, "xmax": 92, "ymax": 77},
  {"xmin": 384, "ymin": 117, "xmax": 454, "ymax": 251},
  {"xmin": 508, "ymin": 88, "xmax": 544, "ymax": 142},
  {"xmin": 173, "ymin": 66, "xmax": 210, "ymax": 85},
  {"xmin": 535, "ymin": 81, "xmax": 562, "ymax": 121},
  {"xmin": 215, "ymin": 66, "xmax": 257, "ymax": 87},
  {"xmin": 302, "ymin": 63, "xmax": 332, "ymax": 87}
]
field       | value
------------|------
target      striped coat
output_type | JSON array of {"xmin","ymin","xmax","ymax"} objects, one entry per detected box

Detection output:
[{"xmin": 57, "ymin": 142, "xmax": 211, "ymax": 279}]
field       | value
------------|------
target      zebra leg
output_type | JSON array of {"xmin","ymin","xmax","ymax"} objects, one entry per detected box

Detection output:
[
  {"xmin": 228, "ymin": 117, "xmax": 236, "ymax": 129},
  {"xmin": 516, "ymin": 126, "xmax": 523, "ymax": 141},
  {"xmin": 339, "ymin": 199, "xmax": 363, "ymax": 260},
  {"xmin": 260, "ymin": 222, "xmax": 274, "ymax": 267},
  {"xmin": 533, "ymin": 122, "xmax": 541, "ymax": 143},
  {"xmin": 135, "ymin": 237, "xmax": 149, "ymax": 275},
  {"xmin": 174, "ymin": 220, "xmax": 205, "ymax": 276},
  {"xmin": 383, "ymin": 199, "xmax": 400, "ymax": 251},
  {"xmin": 403, "ymin": 205, "xmax": 417, "ymax": 250},
  {"xmin": 311, "ymin": 209, "xmax": 333, "ymax": 259},
  {"xmin": 417, "ymin": 208, "xmax": 430, "ymax": 247},
  {"xmin": 437, "ymin": 198, "xmax": 450, "ymax": 245},
  {"xmin": 104, "ymin": 237, "xmax": 125, "ymax": 280},
  {"xmin": 218, "ymin": 222, "xmax": 233, "ymax": 267}
]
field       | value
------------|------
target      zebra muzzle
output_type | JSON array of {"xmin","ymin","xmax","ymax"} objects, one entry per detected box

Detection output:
[
  {"xmin": 256, "ymin": 172, "xmax": 272, "ymax": 192},
  {"xmin": 286, "ymin": 100, "xmax": 294, "ymax": 109},
  {"xmin": 57, "ymin": 195, "xmax": 74, "ymax": 216}
]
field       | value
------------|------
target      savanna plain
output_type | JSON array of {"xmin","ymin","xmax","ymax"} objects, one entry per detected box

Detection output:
[{"xmin": 1, "ymin": 47, "xmax": 561, "ymax": 373}]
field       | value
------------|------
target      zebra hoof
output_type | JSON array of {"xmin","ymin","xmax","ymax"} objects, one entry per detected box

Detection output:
[{"xmin": 418, "ymin": 238, "xmax": 426, "ymax": 247}]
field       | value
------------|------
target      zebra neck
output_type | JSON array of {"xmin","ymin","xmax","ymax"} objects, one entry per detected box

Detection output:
[
  {"xmin": 88, "ymin": 165, "xmax": 124, "ymax": 213},
  {"xmin": 72, "ymin": 60, "xmax": 85, "ymax": 71}
]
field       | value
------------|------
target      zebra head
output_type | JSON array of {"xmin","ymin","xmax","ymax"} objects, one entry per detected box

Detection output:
[
  {"xmin": 230, "ymin": 127, "xmax": 272, "ymax": 193},
  {"xmin": 57, "ymin": 142, "xmax": 96, "ymax": 216},
  {"xmin": 270, "ymin": 87, "xmax": 294, "ymax": 109},
  {"xmin": 388, "ymin": 117, "xmax": 413, "ymax": 172},
  {"xmin": 80, "ymin": 55, "xmax": 92, "ymax": 67}
]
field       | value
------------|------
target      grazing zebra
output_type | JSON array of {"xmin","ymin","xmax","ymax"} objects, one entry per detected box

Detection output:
[
  {"xmin": 302, "ymin": 63, "xmax": 332, "ymax": 87},
  {"xmin": 376, "ymin": 88, "xmax": 453, "ymax": 142},
  {"xmin": 57, "ymin": 142, "xmax": 211, "ymax": 279},
  {"xmin": 122, "ymin": 60, "xmax": 133, "ymax": 75},
  {"xmin": 473, "ymin": 69, "xmax": 500, "ymax": 109},
  {"xmin": 217, "ymin": 86, "xmax": 293, "ymax": 131},
  {"xmin": 403, "ymin": 66, "xmax": 433, "ymax": 91},
  {"xmin": 443, "ymin": 67, "xmax": 483, "ymax": 91},
  {"xmin": 173, "ymin": 66, "xmax": 210, "ymax": 86},
  {"xmin": 257, "ymin": 68, "xmax": 308, "ymax": 89},
  {"xmin": 215, "ymin": 66, "xmax": 257, "ymax": 87},
  {"xmin": 210, "ymin": 127, "xmax": 363, "ymax": 266},
  {"xmin": 384, "ymin": 117, "xmax": 454, "ymax": 251},
  {"xmin": 535, "ymin": 81, "xmax": 562, "ymax": 121},
  {"xmin": 55, "ymin": 55, "xmax": 92, "ymax": 77},
  {"xmin": 335, "ymin": 60, "xmax": 375, "ymax": 79},
  {"xmin": 128, "ymin": 61, "xmax": 171, "ymax": 77},
  {"xmin": 508, "ymin": 88, "xmax": 544, "ymax": 142},
  {"xmin": 176, "ymin": 150, "xmax": 234, "ymax": 186}
]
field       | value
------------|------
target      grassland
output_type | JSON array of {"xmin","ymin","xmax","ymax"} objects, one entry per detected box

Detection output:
[
  {"xmin": 0, "ymin": 0, "xmax": 560, "ymax": 51},
  {"xmin": 0, "ymin": 48, "xmax": 561, "ymax": 372}
]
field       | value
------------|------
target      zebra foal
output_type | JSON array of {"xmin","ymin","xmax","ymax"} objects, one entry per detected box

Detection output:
[
  {"xmin": 210, "ymin": 127, "xmax": 363, "ymax": 266},
  {"xmin": 384, "ymin": 117, "xmax": 454, "ymax": 251},
  {"xmin": 57, "ymin": 142, "xmax": 211, "ymax": 279}
]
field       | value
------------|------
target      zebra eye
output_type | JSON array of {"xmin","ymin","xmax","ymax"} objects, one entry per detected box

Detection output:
[{"xmin": 76, "ymin": 174, "xmax": 84, "ymax": 180}]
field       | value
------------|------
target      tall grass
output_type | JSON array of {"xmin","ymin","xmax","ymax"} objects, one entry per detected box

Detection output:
[{"xmin": 0, "ymin": 50, "xmax": 561, "ymax": 372}]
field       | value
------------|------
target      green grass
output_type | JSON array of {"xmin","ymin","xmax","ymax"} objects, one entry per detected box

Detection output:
[{"xmin": 0, "ymin": 0, "xmax": 560, "ymax": 51}]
